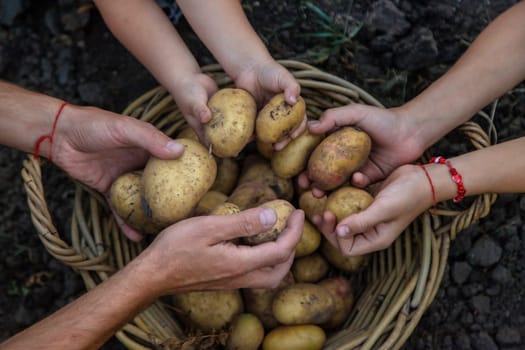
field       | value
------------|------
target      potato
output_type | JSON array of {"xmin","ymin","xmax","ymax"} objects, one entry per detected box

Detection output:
[
  {"xmin": 262, "ymin": 325, "xmax": 326, "ymax": 350},
  {"xmin": 256, "ymin": 139, "xmax": 274, "ymax": 160},
  {"xmin": 318, "ymin": 276, "xmax": 354, "ymax": 329},
  {"xmin": 291, "ymin": 252, "xmax": 329, "ymax": 283},
  {"xmin": 109, "ymin": 171, "xmax": 163, "ymax": 234},
  {"xmin": 307, "ymin": 127, "xmax": 372, "ymax": 190},
  {"xmin": 295, "ymin": 220, "xmax": 321, "ymax": 258},
  {"xmin": 321, "ymin": 239, "xmax": 369, "ymax": 273},
  {"xmin": 243, "ymin": 271, "xmax": 294, "ymax": 330},
  {"xmin": 272, "ymin": 283, "xmax": 334, "ymax": 325},
  {"xmin": 256, "ymin": 93, "xmax": 306, "ymax": 144},
  {"xmin": 226, "ymin": 313, "xmax": 265, "ymax": 350},
  {"xmin": 142, "ymin": 138, "xmax": 217, "ymax": 226},
  {"xmin": 238, "ymin": 156, "xmax": 294, "ymax": 201},
  {"xmin": 210, "ymin": 202, "xmax": 241, "ymax": 216},
  {"xmin": 210, "ymin": 157, "xmax": 240, "ymax": 195},
  {"xmin": 325, "ymin": 186, "xmax": 374, "ymax": 222},
  {"xmin": 228, "ymin": 181, "xmax": 277, "ymax": 210},
  {"xmin": 243, "ymin": 199, "xmax": 295, "ymax": 245},
  {"xmin": 298, "ymin": 191, "xmax": 327, "ymax": 222},
  {"xmin": 205, "ymin": 88, "xmax": 257, "ymax": 157},
  {"xmin": 271, "ymin": 130, "xmax": 324, "ymax": 179},
  {"xmin": 172, "ymin": 289, "xmax": 244, "ymax": 332},
  {"xmin": 177, "ymin": 126, "xmax": 200, "ymax": 142},
  {"xmin": 193, "ymin": 190, "xmax": 228, "ymax": 216}
]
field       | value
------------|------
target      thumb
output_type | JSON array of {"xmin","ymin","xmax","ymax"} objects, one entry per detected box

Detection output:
[
  {"xmin": 120, "ymin": 116, "xmax": 185, "ymax": 159},
  {"xmin": 335, "ymin": 202, "xmax": 383, "ymax": 239},
  {"xmin": 209, "ymin": 207, "xmax": 277, "ymax": 242}
]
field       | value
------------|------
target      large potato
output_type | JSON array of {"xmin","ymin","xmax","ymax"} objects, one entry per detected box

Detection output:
[
  {"xmin": 291, "ymin": 252, "xmax": 330, "ymax": 283},
  {"xmin": 256, "ymin": 93, "xmax": 306, "ymax": 144},
  {"xmin": 243, "ymin": 199, "xmax": 295, "ymax": 245},
  {"xmin": 318, "ymin": 276, "xmax": 354, "ymax": 329},
  {"xmin": 321, "ymin": 239, "xmax": 369, "ymax": 273},
  {"xmin": 307, "ymin": 127, "xmax": 371, "ymax": 190},
  {"xmin": 172, "ymin": 290, "xmax": 244, "ymax": 332},
  {"xmin": 210, "ymin": 157, "xmax": 240, "ymax": 195},
  {"xmin": 243, "ymin": 271, "xmax": 294, "ymax": 330},
  {"xmin": 226, "ymin": 313, "xmax": 265, "ymax": 350},
  {"xmin": 109, "ymin": 171, "xmax": 163, "ymax": 234},
  {"xmin": 142, "ymin": 138, "xmax": 217, "ymax": 226},
  {"xmin": 271, "ymin": 130, "xmax": 324, "ymax": 179},
  {"xmin": 325, "ymin": 186, "xmax": 374, "ymax": 222},
  {"xmin": 205, "ymin": 88, "xmax": 257, "ymax": 157},
  {"xmin": 262, "ymin": 325, "xmax": 326, "ymax": 350},
  {"xmin": 295, "ymin": 220, "xmax": 321, "ymax": 258},
  {"xmin": 272, "ymin": 283, "xmax": 334, "ymax": 325}
]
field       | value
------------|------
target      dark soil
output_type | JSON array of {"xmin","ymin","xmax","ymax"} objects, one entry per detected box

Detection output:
[{"xmin": 1, "ymin": 1, "xmax": 525, "ymax": 349}]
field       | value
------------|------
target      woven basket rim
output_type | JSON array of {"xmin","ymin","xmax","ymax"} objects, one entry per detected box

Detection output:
[{"xmin": 21, "ymin": 59, "xmax": 498, "ymax": 350}]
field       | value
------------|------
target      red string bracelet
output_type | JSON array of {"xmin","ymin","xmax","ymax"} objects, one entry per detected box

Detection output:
[
  {"xmin": 33, "ymin": 102, "xmax": 69, "ymax": 161},
  {"xmin": 429, "ymin": 156, "xmax": 466, "ymax": 203},
  {"xmin": 418, "ymin": 164, "xmax": 437, "ymax": 207}
]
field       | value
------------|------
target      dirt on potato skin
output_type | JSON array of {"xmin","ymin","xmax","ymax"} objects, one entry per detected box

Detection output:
[{"xmin": 1, "ymin": 1, "xmax": 525, "ymax": 350}]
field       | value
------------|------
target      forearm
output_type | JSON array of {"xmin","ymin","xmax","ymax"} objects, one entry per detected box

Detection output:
[
  {"xmin": 399, "ymin": 1, "xmax": 525, "ymax": 150},
  {"xmin": 1, "ymin": 256, "xmax": 159, "ymax": 350},
  {"xmin": 177, "ymin": 0, "xmax": 273, "ymax": 78},
  {"xmin": 93, "ymin": 0, "xmax": 201, "ymax": 93},
  {"xmin": 0, "ymin": 81, "xmax": 64, "ymax": 158},
  {"xmin": 426, "ymin": 137, "xmax": 525, "ymax": 202}
]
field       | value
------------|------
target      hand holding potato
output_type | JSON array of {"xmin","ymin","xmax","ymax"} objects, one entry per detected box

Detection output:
[{"xmin": 141, "ymin": 206, "xmax": 305, "ymax": 293}]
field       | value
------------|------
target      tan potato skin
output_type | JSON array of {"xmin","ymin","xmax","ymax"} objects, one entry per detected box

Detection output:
[
  {"xmin": 272, "ymin": 283, "xmax": 335, "ymax": 325},
  {"xmin": 262, "ymin": 325, "xmax": 326, "ymax": 350},
  {"xmin": 295, "ymin": 220, "xmax": 321, "ymax": 258},
  {"xmin": 325, "ymin": 186, "xmax": 374, "ymax": 222},
  {"xmin": 291, "ymin": 252, "xmax": 330, "ymax": 283},
  {"xmin": 172, "ymin": 290, "xmax": 244, "ymax": 333},
  {"xmin": 271, "ymin": 130, "xmax": 324, "ymax": 179},
  {"xmin": 210, "ymin": 202, "xmax": 241, "ymax": 216},
  {"xmin": 109, "ymin": 171, "xmax": 163, "ymax": 234},
  {"xmin": 228, "ymin": 181, "xmax": 277, "ymax": 210},
  {"xmin": 256, "ymin": 93, "xmax": 306, "ymax": 144},
  {"xmin": 193, "ymin": 190, "xmax": 228, "ymax": 216},
  {"xmin": 177, "ymin": 126, "xmax": 200, "ymax": 142},
  {"xmin": 256, "ymin": 139, "xmax": 274, "ymax": 160},
  {"xmin": 243, "ymin": 271, "xmax": 295, "ymax": 330},
  {"xmin": 238, "ymin": 156, "xmax": 294, "ymax": 201},
  {"xmin": 142, "ymin": 138, "xmax": 217, "ymax": 226},
  {"xmin": 298, "ymin": 191, "xmax": 327, "ymax": 222},
  {"xmin": 307, "ymin": 127, "xmax": 372, "ymax": 190},
  {"xmin": 243, "ymin": 199, "xmax": 295, "ymax": 245},
  {"xmin": 205, "ymin": 88, "xmax": 257, "ymax": 158},
  {"xmin": 319, "ymin": 276, "xmax": 354, "ymax": 329},
  {"xmin": 210, "ymin": 157, "xmax": 240, "ymax": 195},
  {"xmin": 321, "ymin": 239, "xmax": 370, "ymax": 273},
  {"xmin": 226, "ymin": 313, "xmax": 265, "ymax": 350}
]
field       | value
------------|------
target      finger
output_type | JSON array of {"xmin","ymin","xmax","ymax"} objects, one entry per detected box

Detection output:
[
  {"xmin": 351, "ymin": 171, "xmax": 372, "ymax": 188},
  {"xmin": 273, "ymin": 137, "xmax": 291, "ymax": 151},
  {"xmin": 207, "ymin": 207, "xmax": 278, "ymax": 243},
  {"xmin": 281, "ymin": 77, "xmax": 301, "ymax": 105},
  {"xmin": 192, "ymin": 103, "xmax": 212, "ymax": 124},
  {"xmin": 350, "ymin": 161, "xmax": 385, "ymax": 187},
  {"xmin": 118, "ymin": 116, "xmax": 185, "ymax": 159},
  {"xmin": 318, "ymin": 211, "xmax": 337, "ymax": 236},
  {"xmin": 297, "ymin": 172, "xmax": 311, "ymax": 190},
  {"xmin": 237, "ymin": 253, "xmax": 295, "ymax": 289},
  {"xmin": 112, "ymin": 211, "xmax": 145, "ymax": 242},
  {"xmin": 307, "ymin": 105, "xmax": 365, "ymax": 134},
  {"xmin": 290, "ymin": 116, "xmax": 307, "ymax": 139},
  {"xmin": 337, "ymin": 232, "xmax": 385, "ymax": 256},
  {"xmin": 311, "ymin": 187, "xmax": 326, "ymax": 198}
]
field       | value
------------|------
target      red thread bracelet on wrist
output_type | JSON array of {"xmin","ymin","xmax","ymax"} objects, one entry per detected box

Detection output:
[
  {"xmin": 418, "ymin": 164, "xmax": 437, "ymax": 207},
  {"xmin": 429, "ymin": 156, "xmax": 466, "ymax": 203},
  {"xmin": 33, "ymin": 102, "xmax": 69, "ymax": 161}
]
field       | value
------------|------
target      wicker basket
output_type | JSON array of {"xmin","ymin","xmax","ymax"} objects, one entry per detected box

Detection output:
[{"xmin": 21, "ymin": 60, "xmax": 497, "ymax": 350}]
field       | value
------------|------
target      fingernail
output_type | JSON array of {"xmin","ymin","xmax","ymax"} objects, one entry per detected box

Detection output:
[
  {"xmin": 289, "ymin": 95, "xmax": 297, "ymax": 104},
  {"xmin": 260, "ymin": 208, "xmax": 277, "ymax": 227},
  {"xmin": 166, "ymin": 141, "xmax": 184, "ymax": 153},
  {"xmin": 308, "ymin": 120, "xmax": 320, "ymax": 127},
  {"xmin": 337, "ymin": 225, "xmax": 350, "ymax": 237}
]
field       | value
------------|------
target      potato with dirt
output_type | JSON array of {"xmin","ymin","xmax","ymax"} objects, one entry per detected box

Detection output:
[
  {"xmin": 325, "ymin": 185, "xmax": 374, "ymax": 222},
  {"xmin": 109, "ymin": 170, "xmax": 163, "ymax": 234},
  {"xmin": 204, "ymin": 88, "xmax": 257, "ymax": 157},
  {"xmin": 318, "ymin": 276, "xmax": 354, "ymax": 329},
  {"xmin": 272, "ymin": 283, "xmax": 335, "ymax": 325},
  {"xmin": 193, "ymin": 190, "xmax": 228, "ymax": 216},
  {"xmin": 321, "ymin": 239, "xmax": 369, "ymax": 273},
  {"xmin": 141, "ymin": 138, "xmax": 217, "ymax": 226},
  {"xmin": 210, "ymin": 157, "xmax": 240, "ymax": 195},
  {"xmin": 291, "ymin": 252, "xmax": 330, "ymax": 283},
  {"xmin": 298, "ymin": 190, "xmax": 327, "ymax": 222},
  {"xmin": 294, "ymin": 220, "xmax": 321, "ymax": 258},
  {"xmin": 242, "ymin": 199, "xmax": 296, "ymax": 245},
  {"xmin": 226, "ymin": 313, "xmax": 265, "ymax": 350},
  {"xmin": 228, "ymin": 181, "xmax": 277, "ymax": 210},
  {"xmin": 307, "ymin": 127, "xmax": 371, "ymax": 190},
  {"xmin": 262, "ymin": 324, "xmax": 326, "ymax": 350},
  {"xmin": 256, "ymin": 93, "xmax": 306, "ymax": 144}
]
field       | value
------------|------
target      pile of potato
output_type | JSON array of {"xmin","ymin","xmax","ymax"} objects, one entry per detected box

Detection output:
[{"xmin": 109, "ymin": 88, "xmax": 374, "ymax": 350}]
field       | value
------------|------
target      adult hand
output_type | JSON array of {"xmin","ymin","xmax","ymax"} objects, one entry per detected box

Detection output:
[{"xmin": 142, "ymin": 206, "xmax": 305, "ymax": 293}]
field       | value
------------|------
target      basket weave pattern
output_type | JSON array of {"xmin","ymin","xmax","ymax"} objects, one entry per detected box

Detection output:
[{"xmin": 21, "ymin": 60, "xmax": 497, "ymax": 350}]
